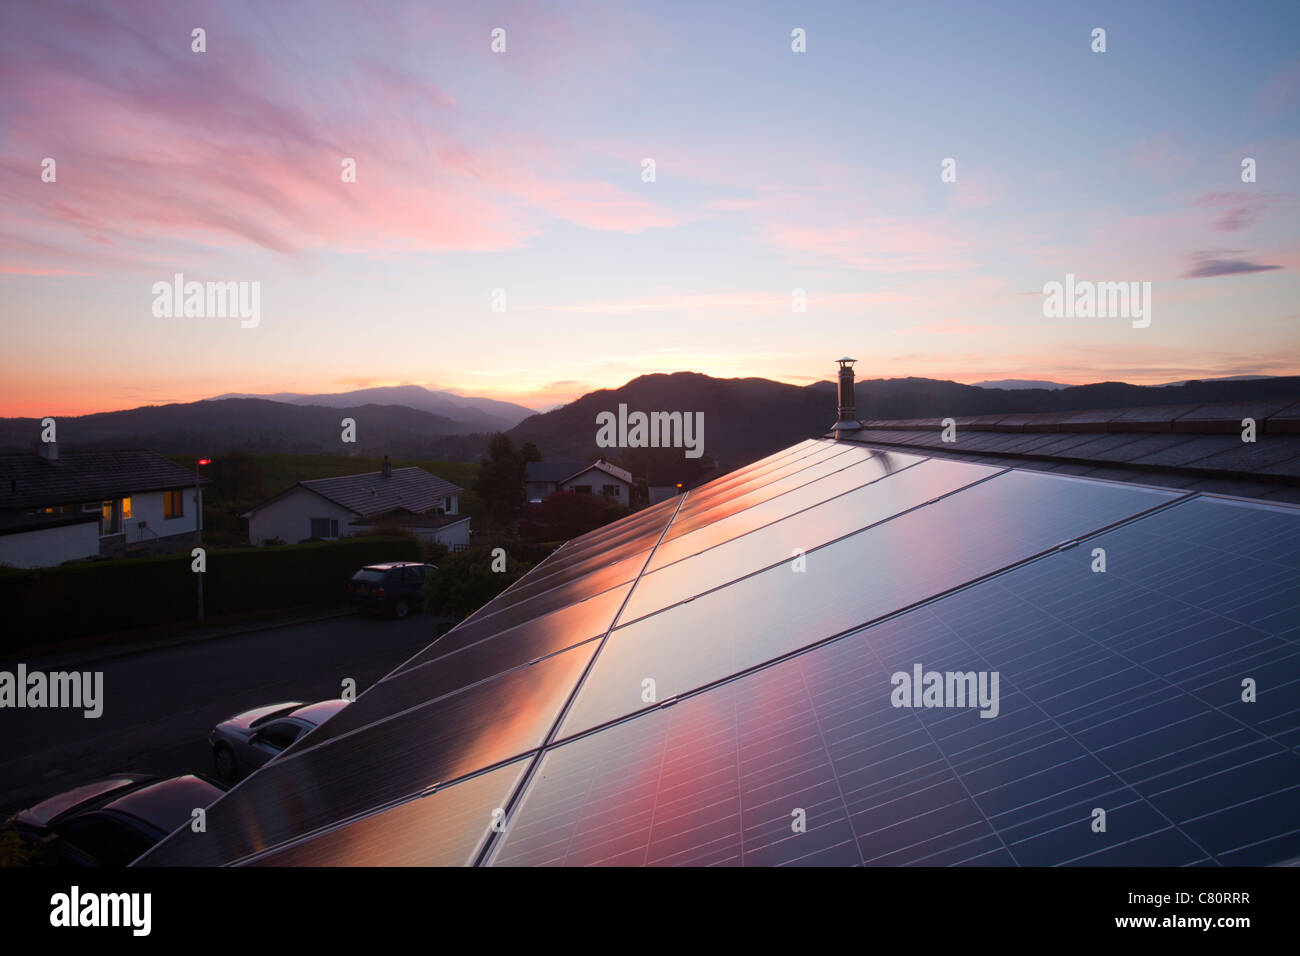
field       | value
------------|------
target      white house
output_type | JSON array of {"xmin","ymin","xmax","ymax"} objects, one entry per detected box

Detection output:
[
  {"xmin": 0, "ymin": 443, "xmax": 206, "ymax": 568},
  {"xmin": 244, "ymin": 459, "xmax": 470, "ymax": 551},
  {"xmin": 525, "ymin": 459, "xmax": 634, "ymax": 506}
]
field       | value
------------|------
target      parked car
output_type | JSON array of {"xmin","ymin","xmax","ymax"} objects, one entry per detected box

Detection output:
[
  {"xmin": 347, "ymin": 561, "xmax": 437, "ymax": 618},
  {"xmin": 209, "ymin": 699, "xmax": 349, "ymax": 781},
  {"xmin": 7, "ymin": 773, "xmax": 226, "ymax": 867}
]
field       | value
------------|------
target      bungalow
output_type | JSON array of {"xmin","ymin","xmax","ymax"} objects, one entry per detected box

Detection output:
[
  {"xmin": 0, "ymin": 443, "xmax": 207, "ymax": 568},
  {"xmin": 525, "ymin": 459, "xmax": 634, "ymax": 506},
  {"xmin": 244, "ymin": 458, "xmax": 470, "ymax": 551}
]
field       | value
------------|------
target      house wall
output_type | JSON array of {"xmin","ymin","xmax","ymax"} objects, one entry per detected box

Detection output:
[
  {"xmin": 432, "ymin": 518, "xmax": 471, "ymax": 551},
  {"xmin": 123, "ymin": 489, "xmax": 199, "ymax": 544},
  {"xmin": 560, "ymin": 467, "xmax": 630, "ymax": 507},
  {"xmin": 0, "ymin": 521, "xmax": 99, "ymax": 568},
  {"xmin": 247, "ymin": 487, "xmax": 357, "ymax": 545}
]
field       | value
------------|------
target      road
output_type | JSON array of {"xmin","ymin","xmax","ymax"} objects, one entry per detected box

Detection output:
[{"xmin": 0, "ymin": 611, "xmax": 442, "ymax": 817}]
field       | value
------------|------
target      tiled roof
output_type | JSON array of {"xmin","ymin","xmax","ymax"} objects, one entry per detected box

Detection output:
[
  {"xmin": 566, "ymin": 460, "xmax": 634, "ymax": 485},
  {"xmin": 526, "ymin": 460, "xmax": 633, "ymax": 485},
  {"xmin": 837, "ymin": 398, "xmax": 1300, "ymax": 504},
  {"xmin": 0, "ymin": 449, "xmax": 207, "ymax": 511},
  {"xmin": 279, "ymin": 467, "xmax": 462, "ymax": 518}
]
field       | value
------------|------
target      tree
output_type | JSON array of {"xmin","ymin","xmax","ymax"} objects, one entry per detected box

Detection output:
[
  {"xmin": 473, "ymin": 433, "xmax": 526, "ymax": 528},
  {"xmin": 421, "ymin": 544, "xmax": 534, "ymax": 620},
  {"xmin": 521, "ymin": 441, "xmax": 542, "ymax": 463}
]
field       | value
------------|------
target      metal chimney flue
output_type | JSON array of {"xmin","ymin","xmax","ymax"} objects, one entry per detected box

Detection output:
[{"xmin": 832, "ymin": 357, "xmax": 861, "ymax": 436}]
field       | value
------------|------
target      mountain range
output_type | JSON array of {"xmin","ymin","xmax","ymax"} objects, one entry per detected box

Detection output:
[
  {"xmin": 4, "ymin": 373, "xmax": 1298, "ymax": 469},
  {"xmin": 209, "ymin": 385, "xmax": 535, "ymax": 431}
]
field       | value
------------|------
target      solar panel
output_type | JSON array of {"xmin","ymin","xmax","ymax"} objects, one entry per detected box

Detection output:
[
  {"xmin": 487, "ymin": 494, "xmax": 1300, "ymax": 867},
  {"xmin": 136, "ymin": 429, "xmax": 1300, "ymax": 868},
  {"xmin": 323, "ymin": 589, "xmax": 630, "ymax": 737},
  {"xmin": 559, "ymin": 469, "xmax": 1182, "ymax": 739},
  {"xmin": 645, "ymin": 450, "xmax": 928, "ymax": 573},
  {"xmin": 136, "ymin": 639, "xmax": 597, "ymax": 866},
  {"xmin": 243, "ymin": 759, "xmax": 529, "ymax": 867},
  {"xmin": 663, "ymin": 445, "xmax": 874, "ymax": 539},
  {"xmin": 627, "ymin": 457, "xmax": 998, "ymax": 620}
]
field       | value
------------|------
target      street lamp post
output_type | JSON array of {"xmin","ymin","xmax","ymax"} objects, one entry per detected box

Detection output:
[{"xmin": 196, "ymin": 457, "xmax": 210, "ymax": 622}]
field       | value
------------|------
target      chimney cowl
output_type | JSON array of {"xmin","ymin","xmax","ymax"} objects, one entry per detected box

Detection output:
[
  {"xmin": 832, "ymin": 357, "xmax": 862, "ymax": 435},
  {"xmin": 381, "ymin": 455, "xmax": 392, "ymax": 478}
]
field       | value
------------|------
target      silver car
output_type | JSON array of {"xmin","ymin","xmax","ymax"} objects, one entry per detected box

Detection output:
[{"xmin": 209, "ymin": 699, "xmax": 349, "ymax": 782}]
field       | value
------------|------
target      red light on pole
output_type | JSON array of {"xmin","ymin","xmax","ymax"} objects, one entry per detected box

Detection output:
[{"xmin": 198, "ymin": 458, "xmax": 211, "ymax": 466}]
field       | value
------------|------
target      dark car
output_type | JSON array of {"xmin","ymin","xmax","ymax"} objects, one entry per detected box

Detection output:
[
  {"xmin": 347, "ymin": 561, "xmax": 437, "ymax": 618},
  {"xmin": 209, "ymin": 699, "xmax": 349, "ymax": 781},
  {"xmin": 7, "ymin": 773, "xmax": 226, "ymax": 867}
]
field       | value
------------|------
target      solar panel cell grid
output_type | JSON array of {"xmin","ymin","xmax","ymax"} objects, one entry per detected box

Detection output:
[
  {"xmin": 560, "ymin": 469, "xmax": 1181, "ymax": 739},
  {"xmin": 244, "ymin": 759, "xmax": 528, "ymax": 867},
  {"xmin": 489, "ymin": 494, "xmax": 1300, "ymax": 867}
]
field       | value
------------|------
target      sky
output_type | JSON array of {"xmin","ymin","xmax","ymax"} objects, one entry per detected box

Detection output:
[{"xmin": 1, "ymin": 0, "xmax": 1298, "ymax": 417}]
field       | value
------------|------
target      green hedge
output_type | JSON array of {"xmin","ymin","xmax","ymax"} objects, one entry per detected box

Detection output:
[{"xmin": 1, "ymin": 536, "xmax": 421, "ymax": 647}]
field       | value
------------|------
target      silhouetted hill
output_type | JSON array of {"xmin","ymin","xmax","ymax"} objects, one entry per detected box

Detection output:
[
  {"xmin": 0, "ymin": 398, "xmax": 492, "ymax": 458},
  {"xmin": 509, "ymin": 372, "xmax": 1300, "ymax": 470},
  {"xmin": 6, "ymin": 373, "xmax": 1298, "ymax": 466},
  {"xmin": 209, "ymin": 385, "xmax": 535, "ymax": 430}
]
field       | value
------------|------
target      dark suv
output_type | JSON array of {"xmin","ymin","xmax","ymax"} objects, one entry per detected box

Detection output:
[{"xmin": 347, "ymin": 562, "xmax": 437, "ymax": 618}]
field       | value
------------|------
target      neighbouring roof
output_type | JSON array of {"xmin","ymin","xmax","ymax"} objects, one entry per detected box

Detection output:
[
  {"xmin": 835, "ymin": 398, "xmax": 1300, "ymax": 504},
  {"xmin": 526, "ymin": 460, "xmax": 634, "ymax": 486},
  {"xmin": 0, "ymin": 449, "xmax": 207, "ymax": 511},
  {"xmin": 136, "ymin": 436, "xmax": 1300, "ymax": 868},
  {"xmin": 525, "ymin": 461, "xmax": 589, "ymax": 483},
  {"xmin": 246, "ymin": 466, "xmax": 462, "ymax": 519}
]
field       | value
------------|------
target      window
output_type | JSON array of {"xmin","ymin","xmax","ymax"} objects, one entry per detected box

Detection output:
[
  {"xmin": 572, "ymin": 485, "xmax": 592, "ymax": 494},
  {"xmin": 99, "ymin": 500, "xmax": 119, "ymax": 536},
  {"xmin": 121, "ymin": 496, "xmax": 132, "ymax": 519},
  {"xmin": 163, "ymin": 490, "xmax": 184, "ymax": 519},
  {"xmin": 310, "ymin": 517, "xmax": 339, "ymax": 539},
  {"xmin": 602, "ymin": 484, "xmax": 621, "ymax": 497},
  {"xmin": 256, "ymin": 721, "xmax": 302, "ymax": 752}
]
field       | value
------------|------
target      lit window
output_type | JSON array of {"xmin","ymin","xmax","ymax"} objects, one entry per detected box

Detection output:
[
  {"xmin": 164, "ymin": 490, "xmax": 184, "ymax": 518},
  {"xmin": 121, "ymin": 497, "xmax": 132, "ymax": 519}
]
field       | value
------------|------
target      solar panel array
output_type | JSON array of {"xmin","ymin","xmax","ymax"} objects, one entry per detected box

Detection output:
[{"xmin": 135, "ymin": 438, "xmax": 1300, "ymax": 867}]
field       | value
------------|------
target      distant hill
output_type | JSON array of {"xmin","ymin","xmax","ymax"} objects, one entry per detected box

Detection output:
[
  {"xmin": 209, "ymin": 385, "xmax": 535, "ymax": 431},
  {"xmin": 6, "ymin": 373, "xmax": 1298, "ymax": 467},
  {"xmin": 0, "ymin": 398, "xmax": 492, "ymax": 458},
  {"xmin": 971, "ymin": 379, "xmax": 1069, "ymax": 390},
  {"xmin": 1154, "ymin": 375, "xmax": 1276, "ymax": 387},
  {"xmin": 507, "ymin": 372, "xmax": 1300, "ymax": 471}
]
